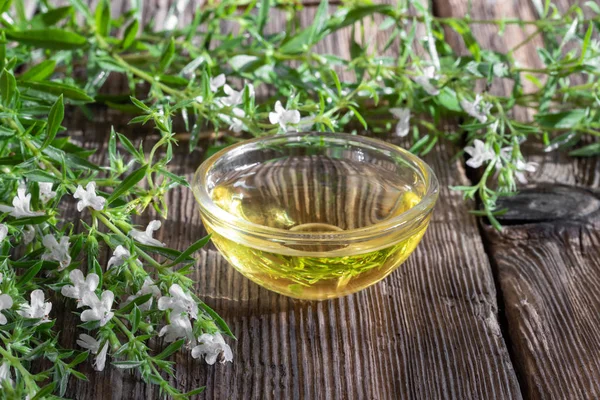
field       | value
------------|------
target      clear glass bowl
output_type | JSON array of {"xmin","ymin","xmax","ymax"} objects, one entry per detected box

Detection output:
[{"xmin": 192, "ymin": 133, "xmax": 439, "ymax": 300}]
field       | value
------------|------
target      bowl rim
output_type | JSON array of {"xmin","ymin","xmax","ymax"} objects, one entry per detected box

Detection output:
[{"xmin": 192, "ymin": 132, "xmax": 439, "ymax": 244}]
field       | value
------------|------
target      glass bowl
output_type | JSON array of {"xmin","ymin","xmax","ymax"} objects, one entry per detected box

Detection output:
[{"xmin": 192, "ymin": 132, "xmax": 439, "ymax": 300}]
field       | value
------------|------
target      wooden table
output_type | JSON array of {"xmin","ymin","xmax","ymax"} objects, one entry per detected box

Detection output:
[{"xmin": 54, "ymin": 0, "xmax": 600, "ymax": 399}]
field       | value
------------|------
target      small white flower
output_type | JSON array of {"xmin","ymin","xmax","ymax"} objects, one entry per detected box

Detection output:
[
  {"xmin": 61, "ymin": 269, "xmax": 99, "ymax": 307},
  {"xmin": 210, "ymin": 74, "xmax": 226, "ymax": 92},
  {"xmin": 107, "ymin": 245, "xmax": 132, "ymax": 269},
  {"xmin": 460, "ymin": 94, "xmax": 492, "ymax": 123},
  {"xmin": 0, "ymin": 187, "xmax": 44, "ymax": 218},
  {"xmin": 76, "ymin": 333, "xmax": 101, "ymax": 353},
  {"xmin": 191, "ymin": 332, "xmax": 233, "ymax": 365},
  {"xmin": 158, "ymin": 284, "xmax": 198, "ymax": 320},
  {"xmin": 77, "ymin": 334, "xmax": 109, "ymax": 371},
  {"xmin": 39, "ymin": 182, "xmax": 57, "ymax": 204},
  {"xmin": 158, "ymin": 314, "xmax": 195, "ymax": 343},
  {"xmin": 269, "ymin": 101, "xmax": 301, "ymax": 131},
  {"xmin": 81, "ymin": 290, "xmax": 115, "ymax": 327},
  {"xmin": 73, "ymin": 182, "xmax": 105, "ymax": 212},
  {"xmin": 17, "ymin": 290, "xmax": 51, "ymax": 322},
  {"xmin": 228, "ymin": 108, "xmax": 246, "ymax": 133},
  {"xmin": 94, "ymin": 341, "xmax": 109, "ymax": 371},
  {"xmin": 42, "ymin": 235, "xmax": 71, "ymax": 270},
  {"xmin": 0, "ymin": 293, "xmax": 13, "ymax": 325},
  {"xmin": 413, "ymin": 66, "xmax": 440, "ymax": 96},
  {"xmin": 22, "ymin": 225, "xmax": 35, "ymax": 244},
  {"xmin": 0, "ymin": 224, "xmax": 7, "ymax": 243},
  {"xmin": 126, "ymin": 277, "xmax": 161, "ymax": 311},
  {"xmin": 220, "ymin": 84, "xmax": 254, "ymax": 107},
  {"xmin": 129, "ymin": 220, "xmax": 165, "ymax": 247},
  {"xmin": 0, "ymin": 362, "xmax": 12, "ymax": 385},
  {"xmin": 464, "ymin": 139, "xmax": 496, "ymax": 168},
  {"xmin": 514, "ymin": 160, "xmax": 539, "ymax": 184},
  {"xmin": 389, "ymin": 108, "xmax": 411, "ymax": 137}
]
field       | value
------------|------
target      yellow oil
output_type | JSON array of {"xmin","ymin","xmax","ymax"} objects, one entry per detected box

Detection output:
[{"xmin": 205, "ymin": 156, "xmax": 430, "ymax": 300}]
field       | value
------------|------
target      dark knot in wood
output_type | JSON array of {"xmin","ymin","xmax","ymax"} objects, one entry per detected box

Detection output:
[{"xmin": 493, "ymin": 185, "xmax": 600, "ymax": 225}]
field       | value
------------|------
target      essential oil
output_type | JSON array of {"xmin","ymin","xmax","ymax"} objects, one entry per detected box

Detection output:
[{"xmin": 205, "ymin": 155, "xmax": 430, "ymax": 300}]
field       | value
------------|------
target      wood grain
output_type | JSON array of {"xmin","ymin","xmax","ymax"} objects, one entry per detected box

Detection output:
[
  {"xmin": 20, "ymin": 0, "xmax": 533, "ymax": 399},
  {"xmin": 436, "ymin": 0, "xmax": 600, "ymax": 398}
]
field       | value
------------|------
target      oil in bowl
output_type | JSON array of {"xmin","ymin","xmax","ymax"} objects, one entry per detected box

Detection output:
[{"xmin": 193, "ymin": 133, "xmax": 438, "ymax": 300}]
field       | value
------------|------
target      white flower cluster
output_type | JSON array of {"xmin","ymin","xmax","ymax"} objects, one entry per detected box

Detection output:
[
  {"xmin": 0, "ymin": 272, "xmax": 52, "ymax": 328},
  {"xmin": 57, "ymin": 268, "xmax": 114, "ymax": 371},
  {"xmin": 0, "ymin": 178, "xmax": 231, "ymax": 373},
  {"xmin": 206, "ymin": 74, "xmax": 302, "ymax": 133},
  {"xmin": 464, "ymin": 138, "xmax": 538, "ymax": 183},
  {"xmin": 157, "ymin": 284, "xmax": 233, "ymax": 365}
]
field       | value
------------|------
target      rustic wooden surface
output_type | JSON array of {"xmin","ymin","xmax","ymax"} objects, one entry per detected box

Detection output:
[{"xmin": 34, "ymin": 0, "xmax": 598, "ymax": 399}]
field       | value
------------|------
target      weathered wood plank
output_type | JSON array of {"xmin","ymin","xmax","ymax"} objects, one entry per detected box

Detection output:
[{"xmin": 436, "ymin": 0, "xmax": 600, "ymax": 398}]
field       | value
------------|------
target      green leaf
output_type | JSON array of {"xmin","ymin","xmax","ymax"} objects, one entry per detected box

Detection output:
[
  {"xmin": 95, "ymin": 0, "xmax": 111, "ymax": 36},
  {"xmin": 0, "ymin": 32, "xmax": 5, "ymax": 70},
  {"xmin": 180, "ymin": 55, "xmax": 205, "ymax": 77},
  {"xmin": 159, "ymin": 37, "xmax": 176, "ymax": 72},
  {"xmin": 309, "ymin": 0, "xmax": 329, "ymax": 43},
  {"xmin": 41, "ymin": 144, "xmax": 101, "ymax": 171},
  {"xmin": 130, "ymin": 305, "xmax": 141, "ymax": 334},
  {"xmin": 7, "ymin": 215, "xmax": 51, "ymax": 226},
  {"xmin": 107, "ymin": 164, "xmax": 148, "ymax": 205},
  {"xmin": 19, "ymin": 60, "xmax": 56, "ymax": 81},
  {"xmin": 348, "ymin": 106, "xmax": 367, "ymax": 130},
  {"xmin": 280, "ymin": 28, "xmax": 313, "ymax": 54},
  {"xmin": 129, "ymin": 96, "xmax": 150, "ymax": 112},
  {"xmin": 198, "ymin": 302, "xmax": 235, "ymax": 338},
  {"xmin": 535, "ymin": 109, "xmax": 587, "ymax": 129},
  {"xmin": 122, "ymin": 19, "xmax": 139, "ymax": 50},
  {"xmin": 120, "ymin": 293, "xmax": 152, "ymax": 313},
  {"xmin": 42, "ymin": 95, "xmax": 64, "ymax": 150},
  {"xmin": 569, "ymin": 142, "xmax": 600, "ymax": 156},
  {"xmin": 158, "ymin": 168, "xmax": 190, "ymax": 188},
  {"xmin": 6, "ymin": 29, "xmax": 87, "ymax": 50},
  {"xmin": 117, "ymin": 132, "xmax": 142, "ymax": 159},
  {"xmin": 17, "ymin": 261, "xmax": 43, "ymax": 287},
  {"xmin": 19, "ymin": 80, "xmax": 93, "ymax": 102},
  {"xmin": 165, "ymin": 235, "xmax": 211, "ymax": 267},
  {"xmin": 112, "ymin": 361, "xmax": 143, "ymax": 369},
  {"xmin": 257, "ymin": 0, "xmax": 270, "ymax": 34},
  {"xmin": 68, "ymin": 351, "xmax": 90, "ymax": 367},
  {"xmin": 0, "ymin": 126, "xmax": 15, "ymax": 138},
  {"xmin": 585, "ymin": 1, "xmax": 600, "ymax": 14},
  {"xmin": 228, "ymin": 55, "xmax": 259, "ymax": 71},
  {"xmin": 31, "ymin": 383, "xmax": 56, "ymax": 400},
  {"xmin": 185, "ymin": 387, "xmax": 206, "ymax": 396},
  {"xmin": 329, "ymin": 69, "xmax": 341, "ymax": 96},
  {"xmin": 154, "ymin": 339, "xmax": 185, "ymax": 360},
  {"xmin": 23, "ymin": 170, "xmax": 61, "ymax": 183},
  {"xmin": 31, "ymin": 6, "xmax": 74, "ymax": 27},
  {"xmin": 0, "ymin": 68, "xmax": 16, "ymax": 105},
  {"xmin": 69, "ymin": 0, "xmax": 93, "ymax": 21},
  {"xmin": 327, "ymin": 5, "xmax": 392, "ymax": 32},
  {"xmin": 446, "ymin": 19, "xmax": 481, "ymax": 62},
  {"xmin": 579, "ymin": 23, "xmax": 593, "ymax": 65},
  {"xmin": 136, "ymin": 243, "xmax": 182, "ymax": 260}
]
